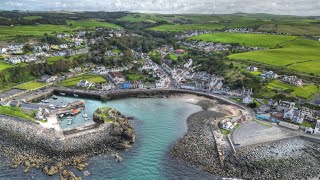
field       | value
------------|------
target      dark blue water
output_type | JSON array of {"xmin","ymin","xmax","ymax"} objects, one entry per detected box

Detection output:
[{"xmin": 0, "ymin": 98, "xmax": 219, "ymax": 180}]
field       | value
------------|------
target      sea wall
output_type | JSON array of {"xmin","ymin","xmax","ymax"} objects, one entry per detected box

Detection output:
[
  {"xmin": 0, "ymin": 114, "xmax": 126, "ymax": 157},
  {"xmin": 53, "ymin": 88, "xmax": 250, "ymax": 112}
]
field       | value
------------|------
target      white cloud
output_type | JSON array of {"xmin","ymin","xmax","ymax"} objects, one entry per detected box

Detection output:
[{"xmin": 1, "ymin": 0, "xmax": 319, "ymax": 16}]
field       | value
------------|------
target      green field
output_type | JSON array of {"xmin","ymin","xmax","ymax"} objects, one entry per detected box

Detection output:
[
  {"xmin": 15, "ymin": 81, "xmax": 47, "ymax": 90},
  {"xmin": 148, "ymin": 24, "xmax": 225, "ymax": 32},
  {"xmin": 0, "ymin": 106, "xmax": 35, "ymax": 122},
  {"xmin": 46, "ymin": 54, "xmax": 83, "ymax": 64},
  {"xmin": 228, "ymin": 38, "xmax": 320, "ymax": 75},
  {"xmin": 266, "ymin": 80, "xmax": 319, "ymax": 100},
  {"xmin": 117, "ymin": 15, "xmax": 164, "ymax": 23},
  {"xmin": 126, "ymin": 73, "xmax": 144, "ymax": 81},
  {"xmin": 0, "ymin": 61, "xmax": 14, "ymax": 70},
  {"xmin": 0, "ymin": 20, "xmax": 122, "ymax": 40},
  {"xmin": 23, "ymin": 16, "xmax": 42, "ymax": 20},
  {"xmin": 169, "ymin": 53, "xmax": 178, "ymax": 61},
  {"xmin": 190, "ymin": 33, "xmax": 297, "ymax": 48},
  {"xmin": 61, "ymin": 74, "xmax": 107, "ymax": 87},
  {"xmin": 67, "ymin": 20, "xmax": 122, "ymax": 29}
]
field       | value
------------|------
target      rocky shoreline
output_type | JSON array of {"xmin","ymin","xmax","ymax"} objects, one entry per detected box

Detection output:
[
  {"xmin": 0, "ymin": 108, "xmax": 135, "ymax": 179},
  {"xmin": 171, "ymin": 110, "xmax": 320, "ymax": 179}
]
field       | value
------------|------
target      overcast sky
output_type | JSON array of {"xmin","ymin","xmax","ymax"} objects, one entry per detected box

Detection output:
[{"xmin": 1, "ymin": 0, "xmax": 320, "ymax": 16}]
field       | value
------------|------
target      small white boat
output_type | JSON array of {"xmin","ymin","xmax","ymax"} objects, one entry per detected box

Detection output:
[
  {"xmin": 67, "ymin": 117, "xmax": 73, "ymax": 125},
  {"xmin": 41, "ymin": 99, "xmax": 49, "ymax": 103},
  {"xmin": 59, "ymin": 114, "xmax": 64, "ymax": 118},
  {"xmin": 52, "ymin": 95, "xmax": 58, "ymax": 100},
  {"xmin": 60, "ymin": 93, "xmax": 66, "ymax": 96},
  {"xmin": 61, "ymin": 104, "xmax": 67, "ymax": 108},
  {"xmin": 83, "ymin": 113, "xmax": 88, "ymax": 118},
  {"xmin": 84, "ymin": 117, "xmax": 90, "ymax": 121},
  {"xmin": 73, "ymin": 94, "xmax": 79, "ymax": 97},
  {"xmin": 49, "ymin": 104, "xmax": 56, "ymax": 109}
]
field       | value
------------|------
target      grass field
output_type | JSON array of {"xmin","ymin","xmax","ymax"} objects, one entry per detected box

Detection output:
[
  {"xmin": 117, "ymin": 15, "xmax": 162, "ymax": 23},
  {"xmin": 67, "ymin": 20, "xmax": 122, "ymax": 29},
  {"xmin": 46, "ymin": 54, "xmax": 83, "ymax": 64},
  {"xmin": 0, "ymin": 106, "xmax": 35, "ymax": 122},
  {"xmin": 169, "ymin": 53, "xmax": 178, "ymax": 61},
  {"xmin": 266, "ymin": 80, "xmax": 319, "ymax": 100},
  {"xmin": 126, "ymin": 73, "xmax": 144, "ymax": 81},
  {"xmin": 23, "ymin": 16, "xmax": 42, "ymax": 20},
  {"xmin": 228, "ymin": 38, "xmax": 320, "ymax": 75},
  {"xmin": 148, "ymin": 24, "xmax": 225, "ymax": 32},
  {"xmin": 15, "ymin": 81, "xmax": 47, "ymax": 90},
  {"xmin": 0, "ymin": 61, "xmax": 14, "ymax": 70},
  {"xmin": 61, "ymin": 74, "xmax": 107, "ymax": 87},
  {"xmin": 0, "ymin": 20, "xmax": 122, "ymax": 40},
  {"xmin": 190, "ymin": 33, "xmax": 297, "ymax": 48}
]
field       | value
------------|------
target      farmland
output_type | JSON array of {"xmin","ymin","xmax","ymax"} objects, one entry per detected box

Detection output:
[
  {"xmin": 61, "ymin": 74, "xmax": 107, "ymax": 87},
  {"xmin": 148, "ymin": 24, "xmax": 225, "ymax": 32},
  {"xmin": 189, "ymin": 33, "xmax": 297, "ymax": 48},
  {"xmin": 190, "ymin": 32, "xmax": 320, "ymax": 75},
  {"xmin": 117, "ymin": 14, "xmax": 164, "ymax": 23},
  {"xmin": 228, "ymin": 38, "xmax": 320, "ymax": 75},
  {"xmin": 15, "ymin": 81, "xmax": 47, "ymax": 90},
  {"xmin": 23, "ymin": 16, "xmax": 42, "ymax": 20},
  {"xmin": 67, "ymin": 20, "xmax": 122, "ymax": 29},
  {"xmin": 266, "ymin": 80, "xmax": 319, "ymax": 100},
  {"xmin": 0, "ymin": 20, "xmax": 122, "ymax": 40}
]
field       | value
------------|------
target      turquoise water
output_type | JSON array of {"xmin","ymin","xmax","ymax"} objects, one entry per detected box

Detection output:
[{"xmin": 0, "ymin": 97, "xmax": 219, "ymax": 180}]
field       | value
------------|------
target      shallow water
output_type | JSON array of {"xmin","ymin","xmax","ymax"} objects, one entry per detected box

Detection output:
[{"xmin": 0, "ymin": 97, "xmax": 219, "ymax": 180}]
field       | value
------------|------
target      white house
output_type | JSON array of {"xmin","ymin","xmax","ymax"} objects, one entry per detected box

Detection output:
[
  {"xmin": 242, "ymin": 95, "xmax": 253, "ymax": 104},
  {"xmin": 314, "ymin": 120, "xmax": 320, "ymax": 134},
  {"xmin": 108, "ymin": 72, "xmax": 125, "ymax": 84},
  {"xmin": 77, "ymin": 80, "xmax": 91, "ymax": 87},
  {"xmin": 60, "ymin": 44, "xmax": 68, "ymax": 49},
  {"xmin": 276, "ymin": 101, "xmax": 296, "ymax": 112},
  {"xmin": 0, "ymin": 48, "xmax": 7, "ymax": 54},
  {"xmin": 247, "ymin": 66, "xmax": 258, "ymax": 72},
  {"xmin": 284, "ymin": 108, "xmax": 304, "ymax": 124}
]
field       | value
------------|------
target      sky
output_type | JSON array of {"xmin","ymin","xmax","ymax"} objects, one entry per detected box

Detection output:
[{"xmin": 1, "ymin": 0, "xmax": 320, "ymax": 16}]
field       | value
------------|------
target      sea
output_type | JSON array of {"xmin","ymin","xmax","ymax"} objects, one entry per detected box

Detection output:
[{"xmin": 0, "ymin": 97, "xmax": 220, "ymax": 180}]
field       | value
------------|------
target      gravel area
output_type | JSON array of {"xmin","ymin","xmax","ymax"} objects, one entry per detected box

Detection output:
[{"xmin": 233, "ymin": 121, "xmax": 297, "ymax": 147}]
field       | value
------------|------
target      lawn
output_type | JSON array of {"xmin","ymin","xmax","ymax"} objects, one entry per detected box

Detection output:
[
  {"xmin": 0, "ymin": 106, "xmax": 35, "ymax": 122},
  {"xmin": 189, "ymin": 32, "xmax": 297, "ymax": 48},
  {"xmin": 15, "ymin": 81, "xmax": 47, "ymax": 90},
  {"xmin": 250, "ymin": 71, "xmax": 262, "ymax": 76},
  {"xmin": 220, "ymin": 129, "xmax": 230, "ymax": 135},
  {"xmin": 67, "ymin": 20, "xmax": 122, "ymax": 29},
  {"xmin": 23, "ymin": 16, "xmax": 42, "ymax": 20},
  {"xmin": 302, "ymin": 121, "xmax": 314, "ymax": 128},
  {"xmin": 267, "ymin": 80, "xmax": 319, "ymax": 100},
  {"xmin": 46, "ymin": 54, "xmax": 83, "ymax": 64},
  {"xmin": 126, "ymin": 73, "xmax": 144, "ymax": 81},
  {"xmin": 148, "ymin": 24, "xmax": 225, "ymax": 32},
  {"xmin": 0, "ymin": 61, "xmax": 14, "ymax": 70},
  {"xmin": 61, "ymin": 74, "xmax": 107, "ymax": 87},
  {"xmin": 169, "ymin": 53, "xmax": 178, "ymax": 61}
]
